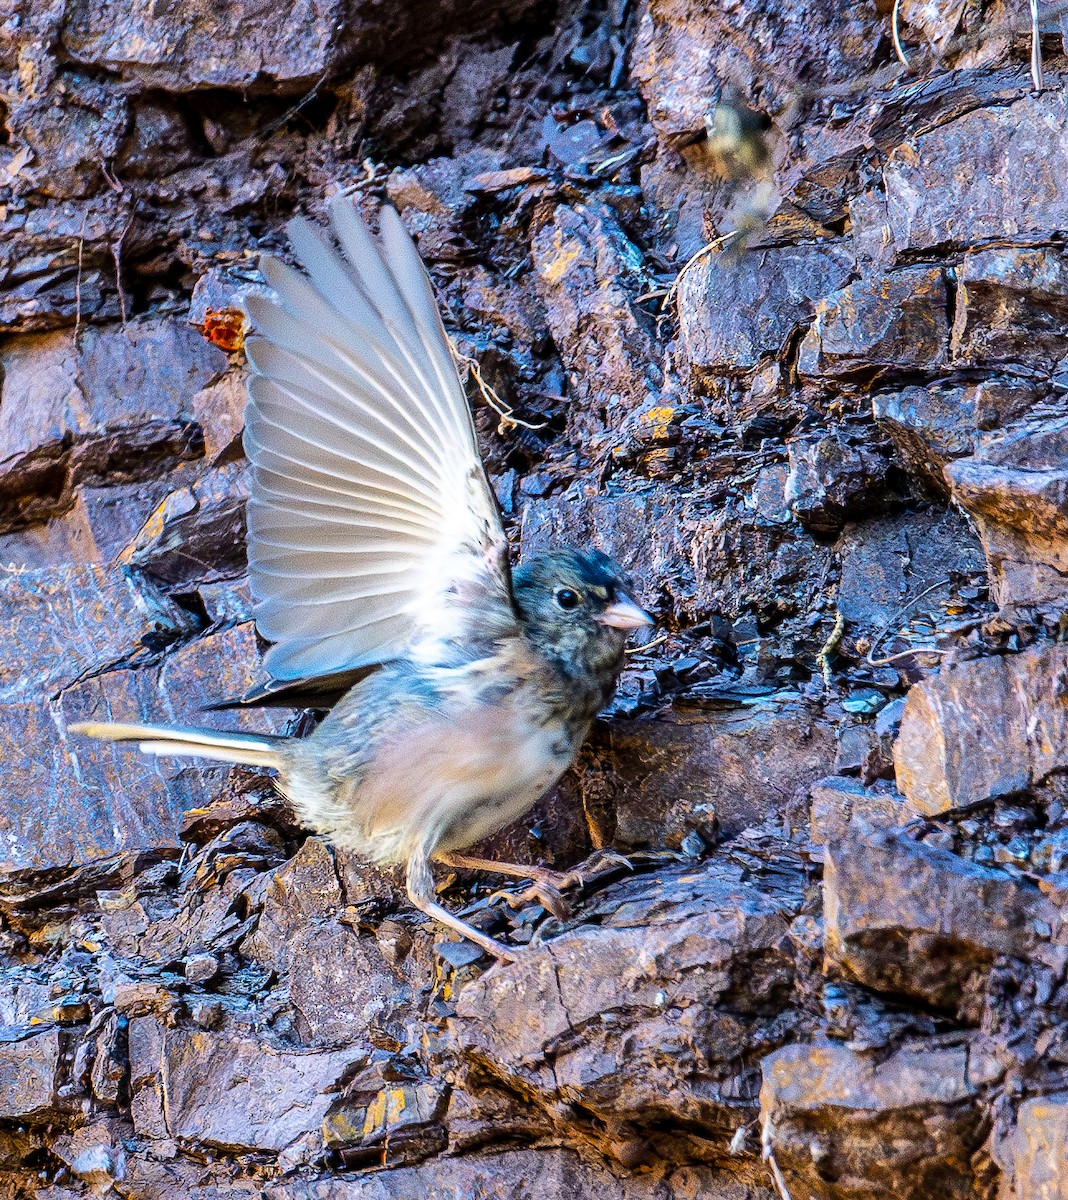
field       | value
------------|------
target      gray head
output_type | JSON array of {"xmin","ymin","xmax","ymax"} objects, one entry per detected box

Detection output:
[{"xmin": 512, "ymin": 548, "xmax": 652, "ymax": 700}]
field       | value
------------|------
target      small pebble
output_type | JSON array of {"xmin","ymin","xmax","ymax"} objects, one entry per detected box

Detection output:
[
  {"xmin": 184, "ymin": 953, "xmax": 219, "ymax": 985},
  {"xmin": 189, "ymin": 999, "xmax": 225, "ymax": 1030}
]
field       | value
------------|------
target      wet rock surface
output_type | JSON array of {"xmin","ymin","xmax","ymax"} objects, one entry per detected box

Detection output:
[{"xmin": 0, "ymin": 0, "xmax": 1067, "ymax": 1195}]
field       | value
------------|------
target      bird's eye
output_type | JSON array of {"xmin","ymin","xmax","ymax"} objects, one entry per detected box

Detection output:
[{"xmin": 555, "ymin": 588, "xmax": 582, "ymax": 610}]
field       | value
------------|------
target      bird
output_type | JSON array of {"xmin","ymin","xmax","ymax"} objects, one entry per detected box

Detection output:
[{"xmin": 70, "ymin": 195, "xmax": 653, "ymax": 963}]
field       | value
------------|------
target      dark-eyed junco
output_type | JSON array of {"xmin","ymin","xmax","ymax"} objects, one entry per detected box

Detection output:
[{"xmin": 71, "ymin": 198, "xmax": 652, "ymax": 962}]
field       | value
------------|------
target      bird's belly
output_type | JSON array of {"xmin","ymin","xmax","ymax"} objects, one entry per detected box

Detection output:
[{"xmin": 286, "ymin": 704, "xmax": 577, "ymax": 864}]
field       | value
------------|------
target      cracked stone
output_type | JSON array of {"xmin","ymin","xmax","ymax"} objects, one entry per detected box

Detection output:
[
  {"xmin": 873, "ymin": 380, "xmax": 1038, "ymax": 495},
  {"xmin": 761, "ymin": 1039, "xmax": 984, "ymax": 1200},
  {"xmin": 450, "ymin": 856, "xmax": 804, "ymax": 1168},
  {"xmin": 945, "ymin": 414, "xmax": 1068, "ymax": 613},
  {"xmin": 950, "ymin": 247, "xmax": 1068, "ymax": 367},
  {"xmin": 530, "ymin": 201, "xmax": 663, "ymax": 439},
  {"xmin": 128, "ymin": 1016, "xmax": 361, "ymax": 1153},
  {"xmin": 824, "ymin": 828, "xmax": 1063, "ymax": 1012},
  {"xmin": 895, "ymin": 642, "xmax": 1068, "ymax": 815},
  {"xmin": 678, "ymin": 243, "xmax": 853, "ymax": 379},
  {"xmin": 0, "ymin": 1029, "xmax": 81, "ymax": 1121},
  {"xmin": 0, "ymin": 319, "xmax": 225, "ymax": 530},
  {"xmin": 585, "ymin": 701, "xmax": 835, "ymax": 846},
  {"xmin": 1008, "ymin": 1094, "xmax": 1068, "ymax": 1200},
  {"xmin": 784, "ymin": 434, "xmax": 887, "ymax": 535},
  {"xmin": 797, "ymin": 267, "xmax": 948, "ymax": 379},
  {"xmin": 0, "ymin": 622, "xmax": 279, "ymax": 875},
  {"xmin": 882, "ymin": 93, "xmax": 1068, "ymax": 254}
]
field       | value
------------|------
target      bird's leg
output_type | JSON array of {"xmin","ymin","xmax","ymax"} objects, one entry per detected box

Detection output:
[
  {"xmin": 406, "ymin": 850, "xmax": 517, "ymax": 964},
  {"xmin": 437, "ymin": 852, "xmax": 568, "ymax": 888},
  {"xmin": 435, "ymin": 852, "xmax": 571, "ymax": 920}
]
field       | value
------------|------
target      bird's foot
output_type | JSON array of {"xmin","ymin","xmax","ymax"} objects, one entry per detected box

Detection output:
[
  {"xmin": 473, "ymin": 851, "xmax": 634, "ymax": 921},
  {"xmin": 484, "ymin": 872, "xmax": 571, "ymax": 921},
  {"xmin": 554, "ymin": 847, "xmax": 633, "ymax": 891}
]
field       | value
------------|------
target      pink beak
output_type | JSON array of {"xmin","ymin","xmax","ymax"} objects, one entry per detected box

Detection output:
[{"xmin": 598, "ymin": 595, "xmax": 654, "ymax": 631}]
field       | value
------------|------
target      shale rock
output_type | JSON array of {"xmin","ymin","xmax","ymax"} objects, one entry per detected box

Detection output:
[
  {"xmin": 761, "ymin": 1039, "xmax": 985, "ymax": 1200},
  {"xmin": 833, "ymin": 507, "xmax": 986, "ymax": 632},
  {"xmin": 588, "ymin": 701, "xmax": 836, "ymax": 845},
  {"xmin": 0, "ymin": 318, "xmax": 224, "ymax": 529},
  {"xmin": 946, "ymin": 415, "xmax": 1068, "ymax": 612},
  {"xmin": 797, "ymin": 267, "xmax": 949, "ymax": 379},
  {"xmin": 824, "ymin": 828, "xmax": 1062, "ymax": 1012},
  {"xmin": 129, "ymin": 1017, "xmax": 360, "ymax": 1153},
  {"xmin": 678, "ymin": 243, "xmax": 853, "ymax": 379},
  {"xmin": 266, "ymin": 1147, "xmax": 765, "ymax": 1199},
  {"xmin": 0, "ymin": 1029, "xmax": 81, "ymax": 1121},
  {"xmin": 1, "ymin": 0, "xmax": 1067, "ymax": 1194},
  {"xmin": 895, "ymin": 642, "xmax": 1068, "ymax": 815},
  {"xmin": 950, "ymin": 247, "xmax": 1068, "ymax": 368},
  {"xmin": 880, "ymin": 92, "xmax": 1068, "ymax": 254},
  {"xmin": 530, "ymin": 201, "xmax": 662, "ymax": 441},
  {"xmin": 808, "ymin": 775, "xmax": 903, "ymax": 855},
  {"xmin": 784, "ymin": 434, "xmax": 887, "ymax": 535},
  {"xmin": 60, "ymin": 0, "xmax": 539, "ymax": 92},
  {"xmin": 631, "ymin": 0, "xmax": 878, "ymax": 141},
  {"xmin": 450, "ymin": 856, "xmax": 805, "ymax": 1167},
  {"xmin": 1007, "ymin": 1095, "xmax": 1068, "ymax": 1200},
  {"xmin": 242, "ymin": 837, "xmax": 401, "ymax": 1047},
  {"xmin": 874, "ymin": 381, "xmax": 1038, "ymax": 494},
  {"xmin": 0, "ymin": 622, "xmax": 279, "ymax": 875}
]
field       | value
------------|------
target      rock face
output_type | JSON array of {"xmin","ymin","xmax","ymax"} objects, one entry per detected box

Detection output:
[
  {"xmin": 1, "ymin": 0, "xmax": 1067, "ymax": 1196},
  {"xmin": 894, "ymin": 644, "xmax": 1068, "ymax": 815}
]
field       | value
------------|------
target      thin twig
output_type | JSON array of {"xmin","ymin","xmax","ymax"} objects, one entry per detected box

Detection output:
[
  {"xmin": 74, "ymin": 211, "xmax": 86, "ymax": 340},
  {"xmin": 892, "ymin": 0, "xmax": 912, "ymax": 67},
  {"xmin": 1030, "ymin": 0, "xmax": 1045, "ymax": 89},
  {"xmin": 113, "ymin": 212, "xmax": 134, "ymax": 330},
  {"xmin": 864, "ymin": 577, "xmax": 953, "ymax": 666},
  {"xmin": 766, "ymin": 1152, "xmax": 794, "ymax": 1200},
  {"xmin": 817, "ymin": 610, "xmax": 846, "ymax": 686},
  {"xmin": 100, "ymin": 160, "xmax": 123, "ymax": 194},
  {"xmin": 448, "ymin": 338, "xmax": 547, "ymax": 432},
  {"xmin": 761, "ymin": 1112, "xmax": 794, "ymax": 1200},
  {"xmin": 868, "ymin": 643, "xmax": 951, "ymax": 666},
  {"xmin": 662, "ymin": 230, "xmax": 742, "ymax": 314},
  {"xmin": 253, "ymin": 67, "xmax": 332, "ymax": 143},
  {"xmin": 625, "ymin": 633, "xmax": 668, "ymax": 657}
]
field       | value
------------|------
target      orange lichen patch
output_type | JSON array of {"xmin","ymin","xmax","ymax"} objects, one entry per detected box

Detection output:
[
  {"xmin": 640, "ymin": 405, "xmax": 676, "ymax": 440},
  {"xmin": 200, "ymin": 307, "xmax": 248, "ymax": 353}
]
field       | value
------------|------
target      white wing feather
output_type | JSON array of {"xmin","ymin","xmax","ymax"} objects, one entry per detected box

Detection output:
[{"xmin": 242, "ymin": 199, "xmax": 515, "ymax": 683}]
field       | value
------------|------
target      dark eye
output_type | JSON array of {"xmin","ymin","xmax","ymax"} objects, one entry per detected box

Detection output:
[{"xmin": 555, "ymin": 588, "xmax": 582, "ymax": 610}]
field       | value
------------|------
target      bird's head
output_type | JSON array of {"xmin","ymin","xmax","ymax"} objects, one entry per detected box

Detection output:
[{"xmin": 512, "ymin": 548, "xmax": 653, "ymax": 685}]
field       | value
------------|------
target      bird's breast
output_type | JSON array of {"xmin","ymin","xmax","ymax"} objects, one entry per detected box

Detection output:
[{"xmin": 289, "ymin": 663, "xmax": 580, "ymax": 862}]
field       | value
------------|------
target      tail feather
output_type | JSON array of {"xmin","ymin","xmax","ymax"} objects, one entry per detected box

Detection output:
[{"xmin": 68, "ymin": 721, "xmax": 285, "ymax": 772}]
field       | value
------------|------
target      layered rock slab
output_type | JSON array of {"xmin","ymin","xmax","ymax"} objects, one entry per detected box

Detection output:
[
  {"xmin": 761, "ymin": 1040, "xmax": 985, "ymax": 1200},
  {"xmin": 824, "ymin": 828, "xmax": 1062, "ymax": 1012},
  {"xmin": 450, "ymin": 855, "xmax": 806, "ymax": 1167},
  {"xmin": 129, "ymin": 1018, "xmax": 360, "ymax": 1153},
  {"xmin": 946, "ymin": 415, "xmax": 1068, "ymax": 613},
  {"xmin": 60, "ymin": 0, "xmax": 542, "ymax": 91},
  {"xmin": 2, "ymin": 615, "xmax": 280, "ymax": 876},
  {"xmin": 894, "ymin": 643, "xmax": 1068, "ymax": 815}
]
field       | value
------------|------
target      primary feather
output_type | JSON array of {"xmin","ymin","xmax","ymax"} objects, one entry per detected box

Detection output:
[{"xmin": 242, "ymin": 198, "xmax": 515, "ymax": 692}]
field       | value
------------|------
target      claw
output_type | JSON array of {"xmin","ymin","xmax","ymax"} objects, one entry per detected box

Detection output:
[
  {"xmin": 558, "ymin": 848, "xmax": 633, "ymax": 890},
  {"xmin": 486, "ymin": 880, "xmax": 571, "ymax": 921}
]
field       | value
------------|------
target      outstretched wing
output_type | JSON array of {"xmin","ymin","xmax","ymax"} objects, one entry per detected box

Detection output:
[{"xmin": 241, "ymin": 198, "xmax": 516, "ymax": 687}]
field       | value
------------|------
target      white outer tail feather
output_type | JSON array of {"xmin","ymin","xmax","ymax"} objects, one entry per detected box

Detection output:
[{"xmin": 68, "ymin": 722, "xmax": 284, "ymax": 772}]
